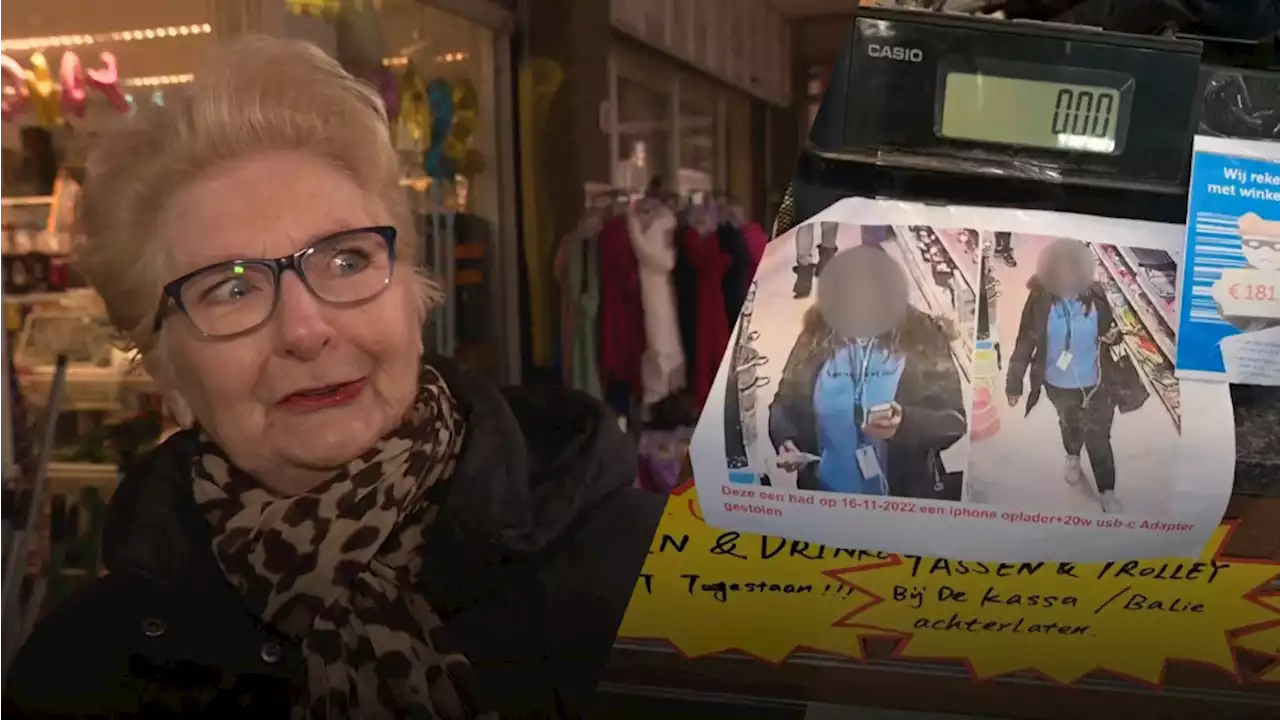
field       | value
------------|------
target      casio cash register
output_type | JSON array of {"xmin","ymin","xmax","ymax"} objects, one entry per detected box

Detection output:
[{"xmin": 769, "ymin": 6, "xmax": 1280, "ymax": 498}]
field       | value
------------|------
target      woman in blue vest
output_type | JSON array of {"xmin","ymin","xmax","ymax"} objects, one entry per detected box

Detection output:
[
  {"xmin": 770, "ymin": 244, "xmax": 967, "ymax": 498},
  {"xmin": 1005, "ymin": 238, "xmax": 1125, "ymax": 513}
]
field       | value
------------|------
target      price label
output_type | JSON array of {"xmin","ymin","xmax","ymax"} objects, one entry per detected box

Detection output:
[{"xmin": 1212, "ymin": 269, "xmax": 1280, "ymax": 320}]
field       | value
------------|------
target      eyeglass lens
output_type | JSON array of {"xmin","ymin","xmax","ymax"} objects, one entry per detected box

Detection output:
[{"xmin": 179, "ymin": 230, "xmax": 392, "ymax": 337}]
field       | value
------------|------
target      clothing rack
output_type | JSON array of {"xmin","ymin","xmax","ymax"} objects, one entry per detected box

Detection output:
[{"xmin": 554, "ymin": 188, "xmax": 769, "ymax": 434}]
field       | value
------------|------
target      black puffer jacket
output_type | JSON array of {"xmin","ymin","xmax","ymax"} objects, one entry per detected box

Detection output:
[{"xmin": 4, "ymin": 356, "xmax": 663, "ymax": 718}]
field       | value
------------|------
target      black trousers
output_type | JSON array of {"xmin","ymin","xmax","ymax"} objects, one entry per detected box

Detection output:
[
  {"xmin": 994, "ymin": 231, "xmax": 1013, "ymax": 255},
  {"xmin": 1043, "ymin": 383, "xmax": 1117, "ymax": 493}
]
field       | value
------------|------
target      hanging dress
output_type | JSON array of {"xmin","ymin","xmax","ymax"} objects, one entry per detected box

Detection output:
[
  {"xmin": 598, "ymin": 214, "xmax": 646, "ymax": 396},
  {"xmin": 719, "ymin": 222, "xmax": 754, "ymax": 326},
  {"xmin": 672, "ymin": 225, "xmax": 700, "ymax": 389},
  {"xmin": 684, "ymin": 228, "xmax": 731, "ymax": 408},
  {"xmin": 565, "ymin": 232, "xmax": 602, "ymax": 399},
  {"xmin": 628, "ymin": 206, "xmax": 686, "ymax": 405},
  {"xmin": 743, "ymin": 222, "xmax": 768, "ymax": 270}
]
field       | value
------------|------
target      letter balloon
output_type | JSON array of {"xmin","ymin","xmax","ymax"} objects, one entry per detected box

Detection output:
[
  {"xmin": 59, "ymin": 51, "xmax": 88, "ymax": 119},
  {"xmin": 86, "ymin": 51, "xmax": 129, "ymax": 113},
  {"xmin": 26, "ymin": 52, "xmax": 61, "ymax": 127},
  {"xmin": 0, "ymin": 54, "xmax": 29, "ymax": 120}
]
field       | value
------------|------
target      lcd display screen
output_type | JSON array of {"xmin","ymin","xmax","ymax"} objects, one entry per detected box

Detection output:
[{"xmin": 939, "ymin": 72, "xmax": 1130, "ymax": 154}]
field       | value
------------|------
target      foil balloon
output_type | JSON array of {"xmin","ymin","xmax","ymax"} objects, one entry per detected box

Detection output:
[
  {"xmin": 395, "ymin": 67, "xmax": 429, "ymax": 152},
  {"xmin": 25, "ymin": 52, "xmax": 61, "ymax": 127},
  {"xmin": 86, "ymin": 52, "xmax": 130, "ymax": 114},
  {"xmin": 447, "ymin": 79, "xmax": 482, "ymax": 178},
  {"xmin": 424, "ymin": 79, "xmax": 456, "ymax": 180},
  {"xmin": 1, "ymin": 54, "xmax": 29, "ymax": 121},
  {"xmin": 59, "ymin": 51, "xmax": 88, "ymax": 119}
]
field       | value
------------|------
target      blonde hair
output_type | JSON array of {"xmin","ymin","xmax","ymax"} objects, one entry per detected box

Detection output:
[{"xmin": 75, "ymin": 35, "xmax": 440, "ymax": 356}]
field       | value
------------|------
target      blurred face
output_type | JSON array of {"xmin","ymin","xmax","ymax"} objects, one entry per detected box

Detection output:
[
  {"xmin": 1041, "ymin": 239, "xmax": 1092, "ymax": 298},
  {"xmin": 151, "ymin": 151, "xmax": 424, "ymax": 494},
  {"xmin": 816, "ymin": 244, "xmax": 909, "ymax": 340}
]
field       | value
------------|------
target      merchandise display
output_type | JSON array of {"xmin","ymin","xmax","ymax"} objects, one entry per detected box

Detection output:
[
  {"xmin": 2, "ymin": 171, "xmax": 161, "ymax": 609},
  {"xmin": 1091, "ymin": 244, "xmax": 1180, "ymax": 427},
  {"xmin": 555, "ymin": 190, "xmax": 766, "ymax": 429},
  {"xmin": 611, "ymin": 6, "xmax": 1280, "ymax": 718}
]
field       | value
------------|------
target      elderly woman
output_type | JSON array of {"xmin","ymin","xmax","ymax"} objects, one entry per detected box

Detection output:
[
  {"xmin": 1005, "ymin": 238, "xmax": 1125, "ymax": 514},
  {"xmin": 4, "ymin": 38, "xmax": 661, "ymax": 718}
]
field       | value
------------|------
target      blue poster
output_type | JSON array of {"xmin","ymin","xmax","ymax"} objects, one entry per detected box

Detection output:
[{"xmin": 1176, "ymin": 136, "xmax": 1280, "ymax": 384}]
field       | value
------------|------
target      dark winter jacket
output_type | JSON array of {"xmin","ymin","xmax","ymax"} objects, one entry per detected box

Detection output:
[
  {"xmin": 768, "ymin": 306, "xmax": 967, "ymax": 499},
  {"xmin": 3, "ymin": 356, "xmax": 663, "ymax": 719},
  {"xmin": 1006, "ymin": 279, "xmax": 1120, "ymax": 416}
]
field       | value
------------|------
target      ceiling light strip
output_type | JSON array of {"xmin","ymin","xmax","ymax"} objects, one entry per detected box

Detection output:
[
  {"xmin": 1, "ymin": 23, "xmax": 213, "ymax": 53},
  {"xmin": 121, "ymin": 74, "xmax": 196, "ymax": 88}
]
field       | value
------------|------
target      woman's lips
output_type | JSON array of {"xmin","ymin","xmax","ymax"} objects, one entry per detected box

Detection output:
[{"xmin": 277, "ymin": 378, "xmax": 368, "ymax": 412}]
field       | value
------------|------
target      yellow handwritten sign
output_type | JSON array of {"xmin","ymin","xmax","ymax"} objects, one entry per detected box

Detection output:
[
  {"xmin": 618, "ymin": 487, "xmax": 1280, "ymax": 684},
  {"xmin": 1229, "ymin": 565, "xmax": 1280, "ymax": 685}
]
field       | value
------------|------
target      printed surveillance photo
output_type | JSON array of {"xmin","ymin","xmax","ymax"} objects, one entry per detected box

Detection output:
[
  {"xmin": 967, "ymin": 233, "xmax": 1182, "ymax": 518},
  {"xmin": 721, "ymin": 222, "xmax": 977, "ymax": 500}
]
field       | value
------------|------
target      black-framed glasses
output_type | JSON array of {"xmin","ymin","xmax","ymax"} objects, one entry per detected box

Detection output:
[{"xmin": 153, "ymin": 226, "xmax": 398, "ymax": 339}]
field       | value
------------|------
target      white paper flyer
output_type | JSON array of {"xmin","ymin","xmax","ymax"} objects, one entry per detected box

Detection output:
[{"xmin": 690, "ymin": 198, "xmax": 1235, "ymax": 562}]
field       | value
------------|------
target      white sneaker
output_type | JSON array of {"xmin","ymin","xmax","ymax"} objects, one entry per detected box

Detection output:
[
  {"xmin": 1100, "ymin": 490, "xmax": 1124, "ymax": 514},
  {"xmin": 1064, "ymin": 455, "xmax": 1085, "ymax": 488}
]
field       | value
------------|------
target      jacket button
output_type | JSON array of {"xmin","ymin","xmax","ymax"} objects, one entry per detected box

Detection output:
[
  {"xmin": 260, "ymin": 641, "xmax": 285, "ymax": 665},
  {"xmin": 140, "ymin": 618, "xmax": 166, "ymax": 638}
]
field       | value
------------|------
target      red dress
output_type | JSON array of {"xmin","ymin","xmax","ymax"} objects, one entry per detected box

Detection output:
[
  {"xmin": 743, "ymin": 222, "xmax": 768, "ymax": 271},
  {"xmin": 684, "ymin": 227, "xmax": 731, "ymax": 408},
  {"xmin": 598, "ymin": 214, "xmax": 646, "ymax": 390}
]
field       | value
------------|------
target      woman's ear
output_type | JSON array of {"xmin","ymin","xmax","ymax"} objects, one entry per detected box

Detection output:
[{"xmin": 142, "ymin": 349, "xmax": 196, "ymax": 429}]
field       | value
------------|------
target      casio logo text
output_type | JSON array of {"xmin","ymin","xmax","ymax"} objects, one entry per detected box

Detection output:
[{"xmin": 867, "ymin": 44, "xmax": 924, "ymax": 63}]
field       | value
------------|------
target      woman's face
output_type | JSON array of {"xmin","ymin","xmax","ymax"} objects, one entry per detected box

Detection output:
[
  {"xmin": 817, "ymin": 245, "xmax": 909, "ymax": 340},
  {"xmin": 1042, "ymin": 239, "xmax": 1092, "ymax": 297},
  {"xmin": 151, "ymin": 151, "xmax": 424, "ymax": 492}
]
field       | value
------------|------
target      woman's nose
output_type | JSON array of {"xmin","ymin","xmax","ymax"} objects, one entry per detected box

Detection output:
[{"xmin": 272, "ymin": 272, "xmax": 335, "ymax": 359}]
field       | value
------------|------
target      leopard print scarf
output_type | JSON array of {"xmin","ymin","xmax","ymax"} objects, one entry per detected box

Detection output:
[{"xmin": 192, "ymin": 364, "xmax": 496, "ymax": 720}]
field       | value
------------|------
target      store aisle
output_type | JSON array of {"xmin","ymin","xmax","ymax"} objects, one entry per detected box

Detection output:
[
  {"xmin": 966, "ymin": 235, "xmax": 1178, "ymax": 518},
  {"xmin": 884, "ymin": 235, "xmax": 973, "ymax": 476}
]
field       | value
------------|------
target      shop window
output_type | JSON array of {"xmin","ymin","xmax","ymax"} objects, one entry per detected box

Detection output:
[
  {"xmin": 677, "ymin": 86, "xmax": 719, "ymax": 195},
  {"xmin": 615, "ymin": 74, "xmax": 672, "ymax": 193},
  {"xmin": 375, "ymin": 0, "xmax": 504, "ymax": 371}
]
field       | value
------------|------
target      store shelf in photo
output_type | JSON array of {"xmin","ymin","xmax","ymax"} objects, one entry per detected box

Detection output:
[
  {"xmin": 1115, "ymin": 245, "xmax": 1178, "ymax": 328},
  {"xmin": 892, "ymin": 226, "xmax": 947, "ymax": 315},
  {"xmin": 1093, "ymin": 245, "xmax": 1176, "ymax": 361},
  {"xmin": 930, "ymin": 227, "xmax": 979, "ymax": 292},
  {"xmin": 890, "ymin": 225, "xmax": 973, "ymax": 383},
  {"xmin": 1095, "ymin": 264, "xmax": 1181, "ymax": 431}
]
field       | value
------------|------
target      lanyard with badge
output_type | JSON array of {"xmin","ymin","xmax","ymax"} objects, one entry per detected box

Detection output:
[
  {"xmin": 849, "ymin": 340, "xmax": 884, "ymax": 481},
  {"xmin": 1055, "ymin": 300, "xmax": 1075, "ymax": 372}
]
